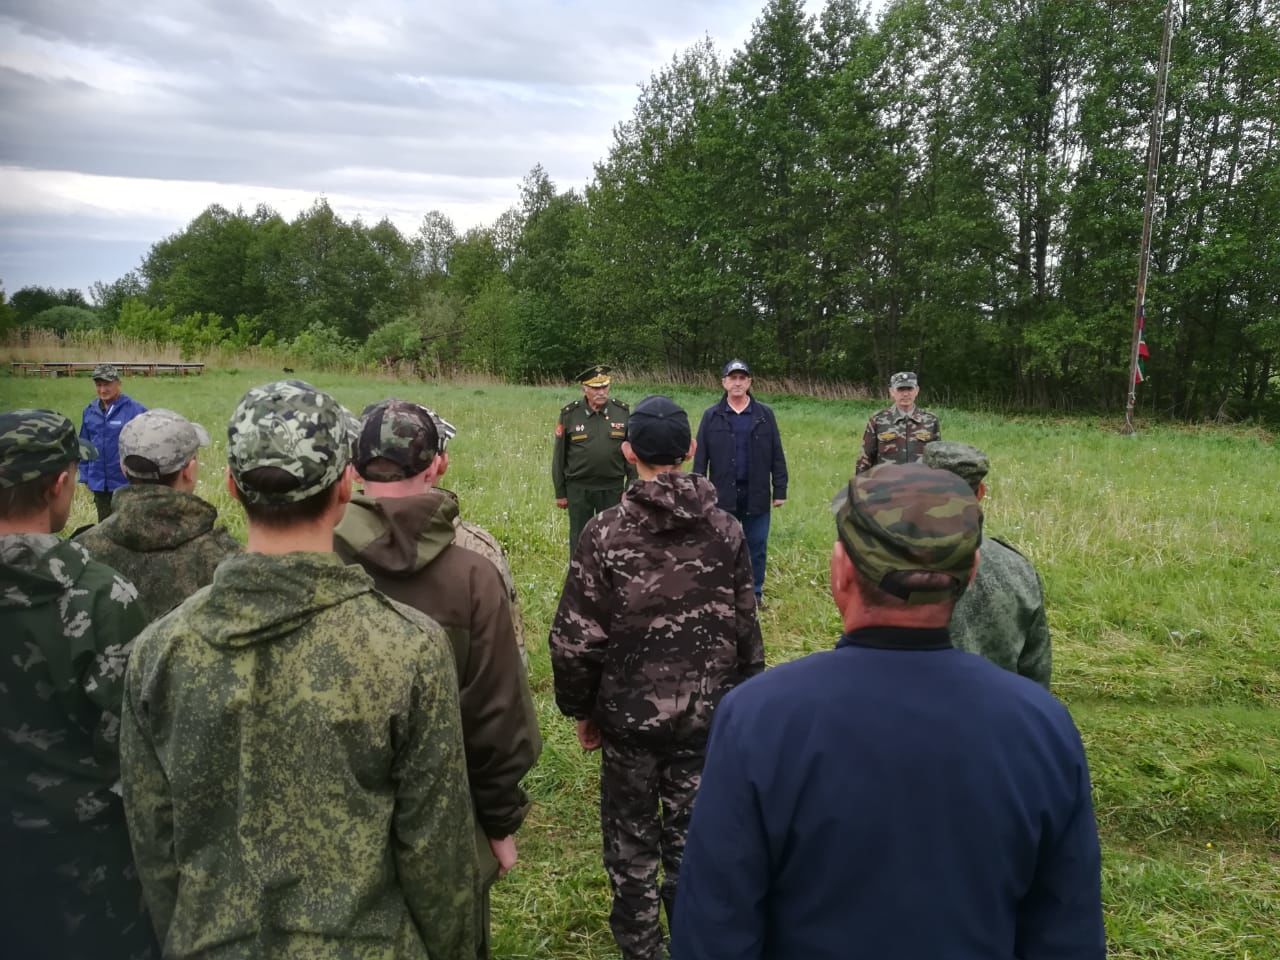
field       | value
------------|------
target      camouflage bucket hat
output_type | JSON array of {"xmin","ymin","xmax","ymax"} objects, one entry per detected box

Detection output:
[
  {"xmin": 923, "ymin": 441, "xmax": 990, "ymax": 494},
  {"xmin": 355, "ymin": 399, "xmax": 440, "ymax": 482},
  {"xmin": 832, "ymin": 462, "xmax": 981, "ymax": 605},
  {"xmin": 91, "ymin": 362, "xmax": 122, "ymax": 382},
  {"xmin": 0, "ymin": 408, "xmax": 98, "ymax": 488},
  {"xmin": 227, "ymin": 380, "xmax": 351, "ymax": 504},
  {"xmin": 120, "ymin": 408, "xmax": 211, "ymax": 479}
]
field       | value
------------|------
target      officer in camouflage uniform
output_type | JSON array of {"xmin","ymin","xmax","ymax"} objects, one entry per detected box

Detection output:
[
  {"xmin": 76, "ymin": 409, "xmax": 240, "ymax": 623},
  {"xmin": 0, "ymin": 408, "xmax": 158, "ymax": 960},
  {"xmin": 924, "ymin": 441, "xmax": 1052, "ymax": 689},
  {"xmin": 119, "ymin": 380, "xmax": 477, "ymax": 959},
  {"xmin": 549, "ymin": 395, "xmax": 764, "ymax": 960},
  {"xmin": 856, "ymin": 370, "xmax": 941, "ymax": 473},
  {"xmin": 552, "ymin": 364, "xmax": 637, "ymax": 554}
]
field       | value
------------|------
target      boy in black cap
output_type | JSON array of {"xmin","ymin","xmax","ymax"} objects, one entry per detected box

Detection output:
[{"xmin": 549, "ymin": 395, "xmax": 764, "ymax": 960}]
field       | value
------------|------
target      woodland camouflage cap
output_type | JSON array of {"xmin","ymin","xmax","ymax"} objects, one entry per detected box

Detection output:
[
  {"xmin": 355, "ymin": 399, "xmax": 440, "ymax": 481},
  {"xmin": 120, "ymin": 408, "xmax": 210, "ymax": 479},
  {"xmin": 832, "ymin": 462, "xmax": 980, "ymax": 604},
  {"xmin": 923, "ymin": 440, "xmax": 990, "ymax": 493},
  {"xmin": 227, "ymin": 380, "xmax": 351, "ymax": 504},
  {"xmin": 0, "ymin": 408, "xmax": 98, "ymax": 488},
  {"xmin": 91, "ymin": 362, "xmax": 121, "ymax": 382}
]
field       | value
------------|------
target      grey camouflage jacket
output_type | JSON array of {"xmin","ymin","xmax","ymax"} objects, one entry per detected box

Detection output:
[{"xmin": 548, "ymin": 471, "xmax": 764, "ymax": 747}]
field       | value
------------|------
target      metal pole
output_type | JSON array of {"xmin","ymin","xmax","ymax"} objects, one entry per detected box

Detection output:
[{"xmin": 1124, "ymin": 0, "xmax": 1177, "ymax": 434}]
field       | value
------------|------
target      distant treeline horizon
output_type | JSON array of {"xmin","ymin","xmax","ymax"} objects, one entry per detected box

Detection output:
[{"xmin": 2, "ymin": 0, "xmax": 1276, "ymax": 422}]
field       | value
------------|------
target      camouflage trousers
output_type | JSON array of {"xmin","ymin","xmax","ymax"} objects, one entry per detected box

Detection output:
[{"xmin": 600, "ymin": 738, "xmax": 704, "ymax": 960}]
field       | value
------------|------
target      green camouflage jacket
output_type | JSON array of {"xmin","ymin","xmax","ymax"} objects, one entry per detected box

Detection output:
[
  {"xmin": 76, "ymin": 484, "xmax": 241, "ymax": 623},
  {"xmin": 856, "ymin": 406, "xmax": 942, "ymax": 473},
  {"xmin": 120, "ymin": 550, "xmax": 477, "ymax": 959},
  {"xmin": 949, "ymin": 534, "xmax": 1052, "ymax": 689},
  {"xmin": 0, "ymin": 533, "xmax": 158, "ymax": 959}
]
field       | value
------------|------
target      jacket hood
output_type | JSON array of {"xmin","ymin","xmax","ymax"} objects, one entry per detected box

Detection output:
[
  {"xmin": 0, "ymin": 533, "xmax": 87, "ymax": 608},
  {"xmin": 621, "ymin": 472, "xmax": 720, "ymax": 533},
  {"xmin": 181, "ymin": 551, "xmax": 379, "ymax": 649},
  {"xmin": 96, "ymin": 484, "xmax": 220, "ymax": 552},
  {"xmin": 333, "ymin": 490, "xmax": 457, "ymax": 576}
]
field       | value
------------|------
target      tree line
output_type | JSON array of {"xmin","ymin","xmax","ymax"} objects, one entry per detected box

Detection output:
[{"xmin": 4, "ymin": 0, "xmax": 1277, "ymax": 421}]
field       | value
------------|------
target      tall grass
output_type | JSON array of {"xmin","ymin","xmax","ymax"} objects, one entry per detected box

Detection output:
[{"xmin": 2, "ymin": 366, "xmax": 1277, "ymax": 959}]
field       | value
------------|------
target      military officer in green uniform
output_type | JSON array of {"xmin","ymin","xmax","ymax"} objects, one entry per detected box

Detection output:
[
  {"xmin": 856, "ymin": 370, "xmax": 942, "ymax": 473},
  {"xmin": 553, "ymin": 365, "xmax": 636, "ymax": 553}
]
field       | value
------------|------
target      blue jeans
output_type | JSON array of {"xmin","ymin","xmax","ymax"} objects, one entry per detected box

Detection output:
[{"xmin": 733, "ymin": 509, "xmax": 771, "ymax": 600}]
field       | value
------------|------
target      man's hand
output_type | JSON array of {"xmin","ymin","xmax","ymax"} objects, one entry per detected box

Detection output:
[
  {"xmin": 555, "ymin": 498, "xmax": 569, "ymax": 509},
  {"xmin": 489, "ymin": 835, "xmax": 518, "ymax": 878},
  {"xmin": 576, "ymin": 717, "xmax": 602, "ymax": 751},
  {"xmin": 772, "ymin": 499, "xmax": 786, "ymax": 508}
]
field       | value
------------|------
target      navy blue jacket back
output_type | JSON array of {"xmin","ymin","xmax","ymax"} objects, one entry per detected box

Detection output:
[
  {"xmin": 674, "ymin": 629, "xmax": 1105, "ymax": 960},
  {"xmin": 692, "ymin": 397, "xmax": 787, "ymax": 516},
  {"xmin": 79, "ymin": 394, "xmax": 146, "ymax": 492}
]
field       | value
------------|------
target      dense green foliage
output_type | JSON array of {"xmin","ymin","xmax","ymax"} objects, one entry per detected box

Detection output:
[
  {"xmin": 4, "ymin": 366, "xmax": 1276, "ymax": 958},
  {"xmin": 7, "ymin": 0, "xmax": 1278, "ymax": 419}
]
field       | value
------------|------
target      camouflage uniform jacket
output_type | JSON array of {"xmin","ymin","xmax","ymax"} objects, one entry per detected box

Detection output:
[
  {"xmin": 0, "ymin": 533, "xmax": 157, "ymax": 959},
  {"xmin": 75, "ymin": 484, "xmax": 241, "ymax": 623},
  {"xmin": 548, "ymin": 471, "xmax": 764, "ymax": 747},
  {"xmin": 120, "ymin": 551, "xmax": 477, "ymax": 959},
  {"xmin": 950, "ymin": 534, "xmax": 1052, "ymax": 690},
  {"xmin": 335, "ymin": 491, "xmax": 541, "ymax": 846},
  {"xmin": 856, "ymin": 406, "xmax": 941, "ymax": 473},
  {"xmin": 552, "ymin": 397, "xmax": 636, "ymax": 496},
  {"xmin": 439, "ymin": 486, "xmax": 528, "ymax": 666}
]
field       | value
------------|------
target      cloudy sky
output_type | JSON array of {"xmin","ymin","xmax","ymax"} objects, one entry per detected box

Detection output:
[{"xmin": 0, "ymin": 0, "xmax": 842, "ymax": 296}]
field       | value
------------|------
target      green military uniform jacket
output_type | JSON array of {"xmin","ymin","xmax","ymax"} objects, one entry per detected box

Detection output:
[
  {"xmin": 856, "ymin": 406, "xmax": 942, "ymax": 473},
  {"xmin": 0, "ymin": 533, "xmax": 157, "ymax": 959},
  {"xmin": 120, "ymin": 551, "xmax": 477, "ymax": 959},
  {"xmin": 76, "ymin": 484, "xmax": 241, "ymax": 624},
  {"xmin": 552, "ymin": 397, "xmax": 635, "ymax": 497},
  {"xmin": 949, "ymin": 534, "xmax": 1052, "ymax": 689}
]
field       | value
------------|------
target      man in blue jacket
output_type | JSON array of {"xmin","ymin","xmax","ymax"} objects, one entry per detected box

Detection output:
[
  {"xmin": 692, "ymin": 360, "xmax": 786, "ymax": 602},
  {"xmin": 673, "ymin": 463, "xmax": 1105, "ymax": 960},
  {"xmin": 79, "ymin": 363, "xmax": 146, "ymax": 521}
]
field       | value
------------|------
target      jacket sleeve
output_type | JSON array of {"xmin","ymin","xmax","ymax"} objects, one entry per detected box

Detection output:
[
  {"xmin": 768, "ymin": 410, "xmax": 787, "ymax": 500},
  {"xmin": 548, "ymin": 519, "xmax": 611, "ymax": 719},
  {"xmin": 120, "ymin": 645, "xmax": 179, "ymax": 942},
  {"xmin": 671, "ymin": 696, "xmax": 769, "ymax": 960},
  {"xmin": 733, "ymin": 532, "xmax": 764, "ymax": 680},
  {"xmin": 1013, "ymin": 737, "xmax": 1106, "ymax": 959},
  {"xmin": 855, "ymin": 415, "xmax": 878, "ymax": 474},
  {"xmin": 78, "ymin": 407, "xmax": 95, "ymax": 485},
  {"xmin": 551, "ymin": 411, "xmax": 568, "ymax": 498},
  {"xmin": 692, "ymin": 408, "xmax": 711, "ymax": 476},
  {"xmin": 1018, "ymin": 577, "xmax": 1053, "ymax": 691},
  {"xmin": 459, "ymin": 564, "xmax": 541, "ymax": 839},
  {"xmin": 83, "ymin": 568, "xmax": 148, "ymax": 771},
  {"xmin": 394, "ymin": 634, "xmax": 478, "ymax": 959}
]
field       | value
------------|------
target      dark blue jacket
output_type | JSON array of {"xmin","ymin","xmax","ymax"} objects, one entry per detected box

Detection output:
[
  {"xmin": 692, "ymin": 396, "xmax": 787, "ymax": 516},
  {"xmin": 673, "ymin": 627, "xmax": 1105, "ymax": 960},
  {"xmin": 79, "ymin": 394, "xmax": 146, "ymax": 492}
]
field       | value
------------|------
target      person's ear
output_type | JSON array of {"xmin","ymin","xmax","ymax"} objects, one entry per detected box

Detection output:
[
  {"xmin": 435, "ymin": 451, "xmax": 449, "ymax": 479},
  {"xmin": 829, "ymin": 539, "xmax": 855, "ymax": 599},
  {"xmin": 976, "ymin": 481, "xmax": 987, "ymax": 502},
  {"xmin": 335, "ymin": 464, "xmax": 354, "ymax": 506},
  {"xmin": 622, "ymin": 441, "xmax": 639, "ymax": 465},
  {"xmin": 181, "ymin": 457, "xmax": 199, "ymax": 486},
  {"xmin": 685, "ymin": 437, "xmax": 697, "ymax": 463},
  {"xmin": 226, "ymin": 467, "xmax": 242, "ymax": 503}
]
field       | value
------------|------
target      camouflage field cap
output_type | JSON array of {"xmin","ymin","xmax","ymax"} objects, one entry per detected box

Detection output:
[
  {"xmin": 627, "ymin": 394, "xmax": 691, "ymax": 465},
  {"xmin": 355, "ymin": 399, "xmax": 440, "ymax": 482},
  {"xmin": 91, "ymin": 362, "xmax": 122, "ymax": 382},
  {"xmin": 227, "ymin": 380, "xmax": 351, "ymax": 504},
  {"xmin": 120, "ymin": 408, "xmax": 211, "ymax": 479},
  {"xmin": 832, "ymin": 462, "xmax": 981, "ymax": 604},
  {"xmin": 0, "ymin": 408, "xmax": 98, "ymax": 488},
  {"xmin": 889, "ymin": 371, "xmax": 918, "ymax": 389},
  {"xmin": 923, "ymin": 440, "xmax": 990, "ymax": 494}
]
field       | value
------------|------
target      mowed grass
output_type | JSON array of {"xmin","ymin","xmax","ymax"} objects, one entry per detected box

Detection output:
[{"xmin": 3, "ymin": 367, "xmax": 1278, "ymax": 958}]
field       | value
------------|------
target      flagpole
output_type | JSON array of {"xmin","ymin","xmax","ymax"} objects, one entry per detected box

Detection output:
[{"xmin": 1124, "ymin": 0, "xmax": 1176, "ymax": 435}]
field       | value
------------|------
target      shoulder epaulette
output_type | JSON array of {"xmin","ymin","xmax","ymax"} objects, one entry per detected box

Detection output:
[
  {"xmin": 612, "ymin": 398, "xmax": 629, "ymax": 410},
  {"xmin": 561, "ymin": 399, "xmax": 581, "ymax": 414}
]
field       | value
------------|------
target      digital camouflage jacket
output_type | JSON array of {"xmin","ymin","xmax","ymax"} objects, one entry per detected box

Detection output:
[
  {"xmin": 0, "ymin": 533, "xmax": 157, "ymax": 959},
  {"xmin": 120, "ymin": 550, "xmax": 477, "ymax": 959},
  {"xmin": 950, "ymin": 534, "xmax": 1052, "ymax": 689},
  {"xmin": 76, "ymin": 484, "xmax": 241, "ymax": 623},
  {"xmin": 548, "ymin": 471, "xmax": 764, "ymax": 747},
  {"xmin": 856, "ymin": 406, "xmax": 942, "ymax": 473}
]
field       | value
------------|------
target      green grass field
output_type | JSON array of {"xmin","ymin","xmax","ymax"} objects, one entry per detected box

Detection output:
[{"xmin": 3, "ymin": 367, "xmax": 1278, "ymax": 958}]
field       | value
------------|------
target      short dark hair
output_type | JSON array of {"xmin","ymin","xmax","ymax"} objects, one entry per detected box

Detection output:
[
  {"xmin": 123, "ymin": 455, "xmax": 182, "ymax": 487},
  {"xmin": 235, "ymin": 467, "xmax": 338, "ymax": 528},
  {"xmin": 0, "ymin": 470, "xmax": 64, "ymax": 519}
]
